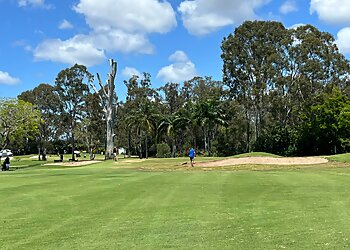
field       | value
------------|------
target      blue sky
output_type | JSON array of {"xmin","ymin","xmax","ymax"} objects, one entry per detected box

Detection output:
[{"xmin": 1, "ymin": 0, "xmax": 350, "ymax": 101}]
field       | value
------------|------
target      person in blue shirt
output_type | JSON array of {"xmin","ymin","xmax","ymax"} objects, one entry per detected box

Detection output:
[{"xmin": 189, "ymin": 148, "xmax": 195, "ymax": 167}]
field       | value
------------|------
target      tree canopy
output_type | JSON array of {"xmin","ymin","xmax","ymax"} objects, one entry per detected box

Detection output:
[
  {"xmin": 0, "ymin": 98, "xmax": 41, "ymax": 151},
  {"xmin": 8, "ymin": 21, "xmax": 350, "ymax": 158}
]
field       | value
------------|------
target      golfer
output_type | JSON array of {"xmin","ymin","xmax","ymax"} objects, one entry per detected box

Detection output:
[{"xmin": 189, "ymin": 148, "xmax": 195, "ymax": 167}]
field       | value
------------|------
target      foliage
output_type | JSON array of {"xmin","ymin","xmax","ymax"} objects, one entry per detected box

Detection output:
[
  {"xmin": 0, "ymin": 98, "xmax": 41, "ymax": 150},
  {"xmin": 253, "ymin": 125, "xmax": 298, "ymax": 156},
  {"xmin": 193, "ymin": 98, "xmax": 228, "ymax": 156},
  {"xmin": 54, "ymin": 64, "xmax": 94, "ymax": 160},
  {"xmin": 222, "ymin": 20, "xmax": 350, "ymax": 155},
  {"xmin": 298, "ymin": 88, "xmax": 350, "ymax": 155},
  {"xmin": 123, "ymin": 73, "xmax": 161, "ymax": 158},
  {"xmin": 222, "ymin": 21, "xmax": 287, "ymax": 150},
  {"xmin": 156, "ymin": 143, "xmax": 171, "ymax": 158},
  {"xmin": 158, "ymin": 114, "xmax": 190, "ymax": 157},
  {"xmin": 74, "ymin": 92, "xmax": 105, "ymax": 158},
  {"xmin": 18, "ymin": 83, "xmax": 60, "ymax": 158},
  {"xmin": 13, "ymin": 21, "xmax": 350, "ymax": 158},
  {"xmin": 158, "ymin": 82, "xmax": 181, "ymax": 114}
]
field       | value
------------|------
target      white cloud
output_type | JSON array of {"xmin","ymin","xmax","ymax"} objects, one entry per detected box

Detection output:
[
  {"xmin": 178, "ymin": 0, "xmax": 270, "ymax": 35},
  {"xmin": 157, "ymin": 51, "xmax": 197, "ymax": 83},
  {"xmin": 33, "ymin": 36, "xmax": 105, "ymax": 67},
  {"xmin": 59, "ymin": 19, "xmax": 73, "ymax": 30},
  {"xmin": 18, "ymin": 0, "xmax": 53, "ymax": 9},
  {"xmin": 90, "ymin": 30, "xmax": 154, "ymax": 54},
  {"xmin": 0, "ymin": 71, "xmax": 20, "ymax": 85},
  {"xmin": 122, "ymin": 67, "xmax": 141, "ymax": 79},
  {"xmin": 34, "ymin": 30, "xmax": 154, "ymax": 66},
  {"xmin": 74, "ymin": 0, "xmax": 176, "ymax": 34},
  {"xmin": 12, "ymin": 40, "xmax": 33, "ymax": 51},
  {"xmin": 279, "ymin": 0, "xmax": 297, "ymax": 14},
  {"xmin": 169, "ymin": 50, "xmax": 189, "ymax": 62},
  {"xmin": 288, "ymin": 23, "xmax": 306, "ymax": 29},
  {"xmin": 310, "ymin": 0, "xmax": 350, "ymax": 24},
  {"xmin": 335, "ymin": 27, "xmax": 350, "ymax": 54},
  {"xmin": 33, "ymin": 0, "xmax": 175, "ymax": 66}
]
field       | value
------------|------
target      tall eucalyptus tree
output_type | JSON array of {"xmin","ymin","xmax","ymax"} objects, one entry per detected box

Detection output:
[
  {"xmin": 18, "ymin": 84, "xmax": 60, "ymax": 160},
  {"xmin": 55, "ymin": 64, "xmax": 93, "ymax": 161}
]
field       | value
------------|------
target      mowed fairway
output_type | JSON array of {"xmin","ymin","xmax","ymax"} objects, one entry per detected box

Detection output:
[{"xmin": 1, "ymin": 158, "xmax": 350, "ymax": 249}]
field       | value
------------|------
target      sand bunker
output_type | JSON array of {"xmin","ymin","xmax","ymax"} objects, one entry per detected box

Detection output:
[
  {"xmin": 45, "ymin": 160, "xmax": 102, "ymax": 166},
  {"xmin": 195, "ymin": 156, "xmax": 328, "ymax": 167}
]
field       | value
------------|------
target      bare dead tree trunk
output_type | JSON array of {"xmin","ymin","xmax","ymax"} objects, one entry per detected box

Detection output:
[{"xmin": 90, "ymin": 59, "xmax": 118, "ymax": 160}]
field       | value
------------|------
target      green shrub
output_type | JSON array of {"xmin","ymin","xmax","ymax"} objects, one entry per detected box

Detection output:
[{"xmin": 156, "ymin": 143, "xmax": 171, "ymax": 158}]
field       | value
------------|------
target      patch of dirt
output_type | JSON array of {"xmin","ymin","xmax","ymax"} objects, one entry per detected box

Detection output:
[
  {"xmin": 195, "ymin": 156, "xmax": 328, "ymax": 167},
  {"xmin": 44, "ymin": 160, "xmax": 102, "ymax": 166}
]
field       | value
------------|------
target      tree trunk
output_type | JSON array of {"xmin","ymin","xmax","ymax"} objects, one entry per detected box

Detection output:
[
  {"xmin": 38, "ymin": 146, "xmax": 41, "ymax": 161},
  {"xmin": 89, "ymin": 147, "xmax": 94, "ymax": 160},
  {"xmin": 204, "ymin": 127, "xmax": 208, "ymax": 154},
  {"xmin": 172, "ymin": 141, "xmax": 176, "ymax": 158},
  {"xmin": 128, "ymin": 129, "xmax": 131, "ymax": 158},
  {"xmin": 92, "ymin": 59, "xmax": 118, "ymax": 160},
  {"xmin": 105, "ymin": 61, "xmax": 117, "ymax": 159},
  {"xmin": 42, "ymin": 148, "xmax": 47, "ymax": 161},
  {"xmin": 71, "ymin": 133, "xmax": 75, "ymax": 161},
  {"xmin": 139, "ymin": 142, "xmax": 142, "ymax": 159},
  {"xmin": 193, "ymin": 133, "xmax": 197, "ymax": 151},
  {"xmin": 145, "ymin": 132, "xmax": 148, "ymax": 159},
  {"xmin": 207, "ymin": 128, "xmax": 211, "ymax": 157},
  {"xmin": 245, "ymin": 110, "xmax": 251, "ymax": 152},
  {"xmin": 106, "ymin": 108, "xmax": 114, "ymax": 159}
]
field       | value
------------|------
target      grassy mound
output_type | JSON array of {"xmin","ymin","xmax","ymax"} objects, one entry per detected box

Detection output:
[
  {"xmin": 327, "ymin": 153, "xmax": 350, "ymax": 163},
  {"xmin": 231, "ymin": 152, "xmax": 281, "ymax": 158}
]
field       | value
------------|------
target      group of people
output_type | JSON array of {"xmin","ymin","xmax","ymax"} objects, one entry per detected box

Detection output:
[
  {"xmin": 113, "ymin": 146, "xmax": 196, "ymax": 166},
  {"xmin": 0, "ymin": 147, "xmax": 195, "ymax": 170},
  {"xmin": 1, "ymin": 156, "xmax": 10, "ymax": 171}
]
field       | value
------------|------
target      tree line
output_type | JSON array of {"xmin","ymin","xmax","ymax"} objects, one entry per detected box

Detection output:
[{"xmin": 1, "ymin": 20, "xmax": 350, "ymax": 159}]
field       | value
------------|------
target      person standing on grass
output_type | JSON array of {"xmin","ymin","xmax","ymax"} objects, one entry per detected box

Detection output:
[
  {"xmin": 189, "ymin": 148, "xmax": 195, "ymax": 167},
  {"xmin": 2, "ymin": 156, "xmax": 10, "ymax": 171}
]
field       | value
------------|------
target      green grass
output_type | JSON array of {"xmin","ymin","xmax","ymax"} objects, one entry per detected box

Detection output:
[
  {"xmin": 328, "ymin": 153, "xmax": 350, "ymax": 163},
  {"xmin": 1, "ymin": 153, "xmax": 106, "ymax": 170},
  {"xmin": 231, "ymin": 152, "xmax": 281, "ymax": 158},
  {"xmin": 1, "ymin": 157, "xmax": 350, "ymax": 249}
]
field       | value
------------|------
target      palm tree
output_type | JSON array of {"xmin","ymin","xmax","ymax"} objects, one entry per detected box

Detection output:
[
  {"xmin": 126, "ymin": 99, "xmax": 158, "ymax": 159},
  {"xmin": 193, "ymin": 99, "xmax": 227, "ymax": 156},
  {"xmin": 175, "ymin": 101, "xmax": 200, "ymax": 151},
  {"xmin": 158, "ymin": 114, "xmax": 190, "ymax": 157}
]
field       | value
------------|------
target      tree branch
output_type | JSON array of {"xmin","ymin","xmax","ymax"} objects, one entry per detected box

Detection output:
[
  {"xmin": 89, "ymin": 83, "xmax": 104, "ymax": 105},
  {"xmin": 97, "ymin": 73, "xmax": 108, "ymax": 98}
]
